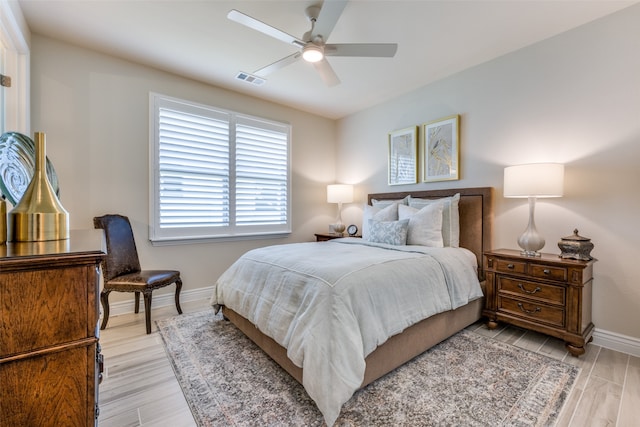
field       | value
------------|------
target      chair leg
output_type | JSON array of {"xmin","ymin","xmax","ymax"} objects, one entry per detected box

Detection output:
[
  {"xmin": 175, "ymin": 279, "xmax": 183, "ymax": 315},
  {"xmin": 143, "ymin": 291, "xmax": 152, "ymax": 334},
  {"xmin": 134, "ymin": 291, "xmax": 141, "ymax": 314},
  {"xmin": 100, "ymin": 290, "xmax": 111, "ymax": 330}
]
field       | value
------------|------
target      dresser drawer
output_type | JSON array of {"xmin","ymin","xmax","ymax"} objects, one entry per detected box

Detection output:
[
  {"xmin": 497, "ymin": 277, "xmax": 565, "ymax": 305},
  {"xmin": 498, "ymin": 296, "xmax": 565, "ymax": 328},
  {"xmin": 494, "ymin": 259, "xmax": 527, "ymax": 275},
  {"xmin": 530, "ymin": 264, "xmax": 567, "ymax": 281}
]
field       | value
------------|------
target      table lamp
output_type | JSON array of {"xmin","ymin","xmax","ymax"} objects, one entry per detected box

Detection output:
[
  {"xmin": 504, "ymin": 163, "xmax": 564, "ymax": 256},
  {"xmin": 327, "ymin": 184, "xmax": 353, "ymax": 235}
]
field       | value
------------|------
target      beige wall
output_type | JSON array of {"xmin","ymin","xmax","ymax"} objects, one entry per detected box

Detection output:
[
  {"xmin": 336, "ymin": 5, "xmax": 640, "ymax": 339},
  {"xmin": 28, "ymin": 36, "xmax": 337, "ymax": 303}
]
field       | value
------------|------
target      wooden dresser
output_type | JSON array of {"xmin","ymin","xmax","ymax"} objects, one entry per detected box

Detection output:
[
  {"xmin": 483, "ymin": 249, "xmax": 595, "ymax": 356},
  {"xmin": 0, "ymin": 230, "xmax": 105, "ymax": 426}
]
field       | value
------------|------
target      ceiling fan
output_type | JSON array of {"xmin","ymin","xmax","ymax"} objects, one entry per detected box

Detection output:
[{"xmin": 228, "ymin": 0, "xmax": 398, "ymax": 86}]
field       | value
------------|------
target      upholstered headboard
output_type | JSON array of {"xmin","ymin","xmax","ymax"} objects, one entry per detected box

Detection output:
[{"xmin": 367, "ymin": 187, "xmax": 493, "ymax": 279}]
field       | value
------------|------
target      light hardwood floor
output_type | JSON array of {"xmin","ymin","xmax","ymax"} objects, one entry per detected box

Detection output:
[{"xmin": 98, "ymin": 299, "xmax": 640, "ymax": 427}]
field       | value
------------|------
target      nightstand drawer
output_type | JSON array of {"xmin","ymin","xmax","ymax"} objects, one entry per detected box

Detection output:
[
  {"xmin": 494, "ymin": 259, "xmax": 527, "ymax": 274},
  {"xmin": 530, "ymin": 264, "xmax": 567, "ymax": 281},
  {"xmin": 498, "ymin": 296, "xmax": 565, "ymax": 327},
  {"xmin": 497, "ymin": 277, "xmax": 565, "ymax": 305}
]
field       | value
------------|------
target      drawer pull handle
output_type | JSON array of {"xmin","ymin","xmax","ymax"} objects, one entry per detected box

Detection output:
[
  {"xmin": 543, "ymin": 269, "xmax": 551, "ymax": 275},
  {"xmin": 518, "ymin": 283, "xmax": 541, "ymax": 294},
  {"xmin": 517, "ymin": 302, "xmax": 541, "ymax": 315},
  {"xmin": 507, "ymin": 263, "xmax": 515, "ymax": 269}
]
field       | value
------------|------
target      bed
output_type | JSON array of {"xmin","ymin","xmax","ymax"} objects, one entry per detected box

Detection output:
[{"xmin": 211, "ymin": 187, "xmax": 492, "ymax": 426}]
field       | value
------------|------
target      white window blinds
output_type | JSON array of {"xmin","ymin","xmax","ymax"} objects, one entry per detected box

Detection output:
[
  {"xmin": 236, "ymin": 118, "xmax": 289, "ymax": 226},
  {"xmin": 158, "ymin": 106, "xmax": 230, "ymax": 229},
  {"xmin": 150, "ymin": 94, "xmax": 291, "ymax": 243}
]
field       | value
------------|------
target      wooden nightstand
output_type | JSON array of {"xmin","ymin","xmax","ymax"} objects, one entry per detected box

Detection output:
[
  {"xmin": 314, "ymin": 233, "xmax": 346, "ymax": 242},
  {"xmin": 483, "ymin": 249, "xmax": 595, "ymax": 357}
]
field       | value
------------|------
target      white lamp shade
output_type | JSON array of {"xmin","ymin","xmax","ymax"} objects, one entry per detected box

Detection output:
[
  {"xmin": 327, "ymin": 184, "xmax": 354, "ymax": 203},
  {"xmin": 504, "ymin": 163, "xmax": 564, "ymax": 198}
]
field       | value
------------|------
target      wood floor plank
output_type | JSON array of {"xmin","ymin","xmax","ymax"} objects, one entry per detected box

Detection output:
[
  {"xmin": 570, "ymin": 376, "xmax": 621, "ymax": 426},
  {"xmin": 538, "ymin": 336, "xmax": 571, "ymax": 361},
  {"xmin": 492, "ymin": 324, "xmax": 528, "ymax": 345},
  {"xmin": 97, "ymin": 407, "xmax": 141, "ymax": 427},
  {"xmin": 592, "ymin": 347, "xmax": 629, "ymax": 385},
  {"xmin": 617, "ymin": 355, "xmax": 640, "ymax": 426},
  {"xmin": 513, "ymin": 329, "xmax": 549, "ymax": 353},
  {"xmin": 564, "ymin": 343, "xmax": 601, "ymax": 391},
  {"xmin": 137, "ymin": 385, "xmax": 193, "ymax": 426}
]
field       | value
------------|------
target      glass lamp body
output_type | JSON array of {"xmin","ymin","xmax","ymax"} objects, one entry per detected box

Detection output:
[{"xmin": 517, "ymin": 197, "xmax": 544, "ymax": 256}]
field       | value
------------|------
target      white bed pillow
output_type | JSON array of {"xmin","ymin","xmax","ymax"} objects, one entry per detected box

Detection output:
[
  {"xmin": 370, "ymin": 195, "xmax": 409, "ymax": 208},
  {"xmin": 408, "ymin": 193, "xmax": 460, "ymax": 247},
  {"xmin": 367, "ymin": 219, "xmax": 409, "ymax": 246},
  {"xmin": 398, "ymin": 203, "xmax": 444, "ymax": 247},
  {"xmin": 362, "ymin": 203, "xmax": 398, "ymax": 240}
]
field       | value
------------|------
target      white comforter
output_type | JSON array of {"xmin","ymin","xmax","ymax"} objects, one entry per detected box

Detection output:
[{"xmin": 211, "ymin": 238, "xmax": 483, "ymax": 426}]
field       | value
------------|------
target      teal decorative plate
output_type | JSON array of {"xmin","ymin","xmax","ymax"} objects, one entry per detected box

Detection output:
[{"xmin": 0, "ymin": 131, "xmax": 60, "ymax": 205}]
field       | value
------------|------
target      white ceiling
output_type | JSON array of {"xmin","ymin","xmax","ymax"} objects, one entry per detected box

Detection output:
[{"xmin": 16, "ymin": 0, "xmax": 635, "ymax": 119}]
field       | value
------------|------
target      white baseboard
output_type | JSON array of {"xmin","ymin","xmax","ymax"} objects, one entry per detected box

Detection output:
[
  {"xmin": 106, "ymin": 285, "xmax": 640, "ymax": 357},
  {"xmin": 106, "ymin": 286, "xmax": 213, "ymax": 317},
  {"xmin": 592, "ymin": 328, "xmax": 640, "ymax": 357}
]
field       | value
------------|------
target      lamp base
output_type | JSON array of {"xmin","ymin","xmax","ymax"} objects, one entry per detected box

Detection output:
[
  {"xmin": 332, "ymin": 223, "xmax": 346, "ymax": 235},
  {"xmin": 517, "ymin": 196, "xmax": 545, "ymax": 257},
  {"xmin": 332, "ymin": 201, "xmax": 346, "ymax": 235},
  {"xmin": 519, "ymin": 250, "xmax": 542, "ymax": 257}
]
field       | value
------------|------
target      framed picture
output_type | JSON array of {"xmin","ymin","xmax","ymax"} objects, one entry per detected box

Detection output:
[
  {"xmin": 388, "ymin": 126, "xmax": 418, "ymax": 185},
  {"xmin": 423, "ymin": 115, "xmax": 459, "ymax": 182}
]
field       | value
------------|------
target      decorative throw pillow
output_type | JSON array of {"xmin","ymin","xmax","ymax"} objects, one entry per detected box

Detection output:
[
  {"xmin": 371, "ymin": 195, "xmax": 409, "ymax": 208},
  {"xmin": 408, "ymin": 193, "xmax": 460, "ymax": 247},
  {"xmin": 362, "ymin": 203, "xmax": 398, "ymax": 240},
  {"xmin": 398, "ymin": 203, "xmax": 444, "ymax": 247},
  {"xmin": 367, "ymin": 219, "xmax": 409, "ymax": 246}
]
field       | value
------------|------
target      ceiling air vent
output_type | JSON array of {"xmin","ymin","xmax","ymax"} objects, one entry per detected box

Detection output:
[{"xmin": 235, "ymin": 72, "xmax": 265, "ymax": 86}]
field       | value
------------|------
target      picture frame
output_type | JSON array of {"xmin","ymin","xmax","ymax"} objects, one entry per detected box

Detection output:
[
  {"xmin": 422, "ymin": 115, "xmax": 459, "ymax": 182},
  {"xmin": 388, "ymin": 126, "xmax": 418, "ymax": 185}
]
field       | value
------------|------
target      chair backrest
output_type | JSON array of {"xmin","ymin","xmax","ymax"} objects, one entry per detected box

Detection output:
[{"xmin": 93, "ymin": 214, "xmax": 142, "ymax": 281}]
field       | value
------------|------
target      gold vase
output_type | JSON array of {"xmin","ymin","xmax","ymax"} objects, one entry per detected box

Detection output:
[{"xmin": 9, "ymin": 132, "xmax": 69, "ymax": 241}]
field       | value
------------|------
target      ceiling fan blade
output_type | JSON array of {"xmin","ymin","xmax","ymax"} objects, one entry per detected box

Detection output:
[
  {"xmin": 313, "ymin": 58, "xmax": 340, "ymax": 87},
  {"xmin": 311, "ymin": 0, "xmax": 348, "ymax": 41},
  {"xmin": 324, "ymin": 43, "xmax": 398, "ymax": 57},
  {"xmin": 228, "ymin": 9, "xmax": 305, "ymax": 48},
  {"xmin": 254, "ymin": 52, "xmax": 302, "ymax": 77}
]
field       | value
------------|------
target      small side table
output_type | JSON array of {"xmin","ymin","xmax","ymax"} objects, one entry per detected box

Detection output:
[
  {"xmin": 483, "ymin": 248, "xmax": 595, "ymax": 356},
  {"xmin": 314, "ymin": 233, "xmax": 345, "ymax": 242}
]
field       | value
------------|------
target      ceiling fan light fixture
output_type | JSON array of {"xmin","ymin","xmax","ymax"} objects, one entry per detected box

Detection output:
[{"xmin": 302, "ymin": 44, "xmax": 324, "ymax": 63}]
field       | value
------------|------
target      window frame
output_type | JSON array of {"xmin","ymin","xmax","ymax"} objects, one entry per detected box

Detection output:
[
  {"xmin": 0, "ymin": 1, "xmax": 30, "ymax": 134},
  {"xmin": 149, "ymin": 93, "xmax": 291, "ymax": 245}
]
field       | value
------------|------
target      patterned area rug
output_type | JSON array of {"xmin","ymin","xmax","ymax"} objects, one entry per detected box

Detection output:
[{"xmin": 156, "ymin": 310, "xmax": 579, "ymax": 426}]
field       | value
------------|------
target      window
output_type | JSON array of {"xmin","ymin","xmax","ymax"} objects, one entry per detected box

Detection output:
[{"xmin": 149, "ymin": 93, "xmax": 291, "ymax": 244}]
